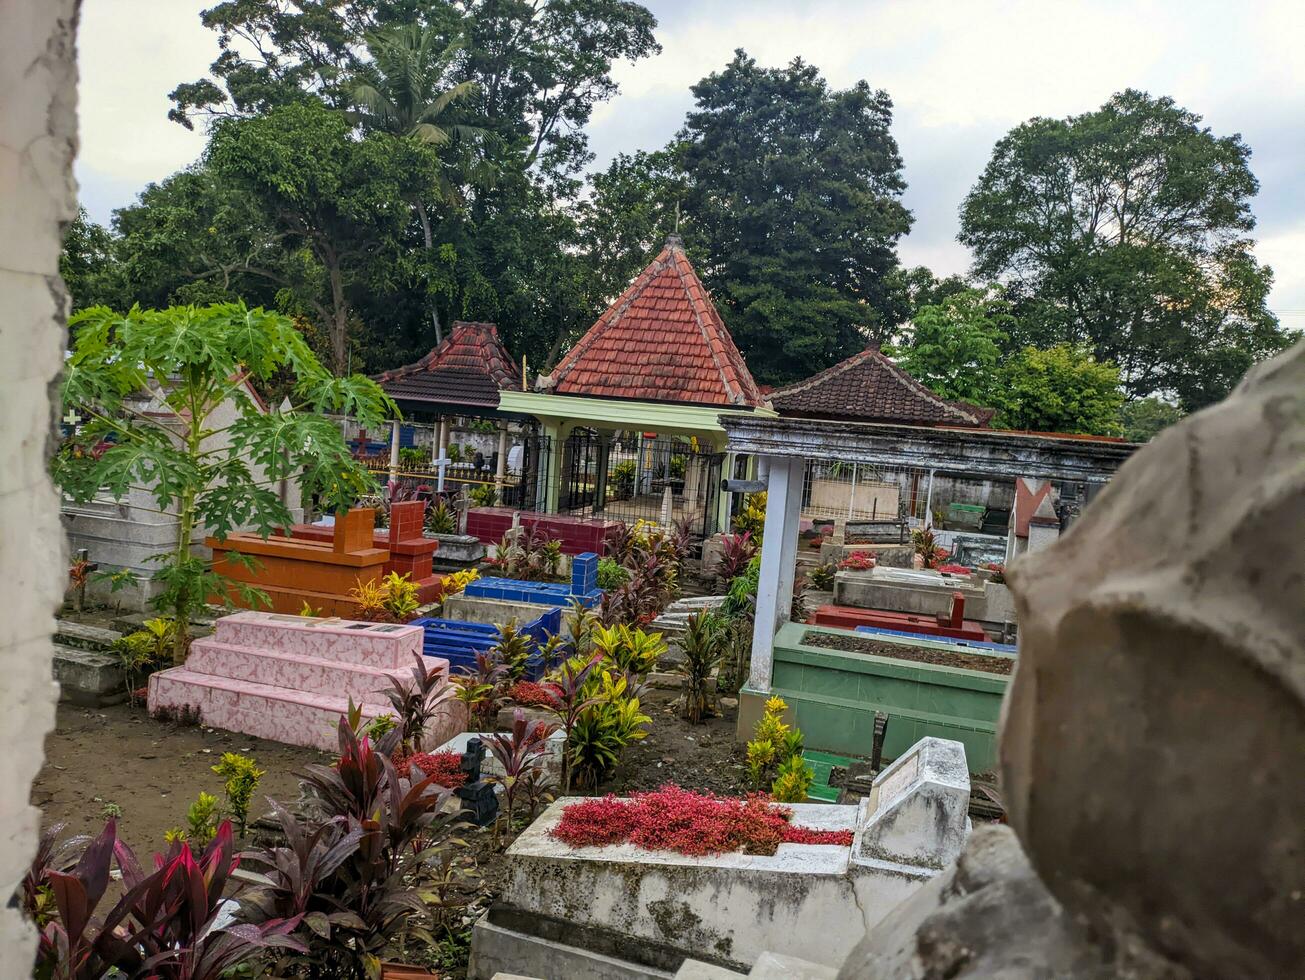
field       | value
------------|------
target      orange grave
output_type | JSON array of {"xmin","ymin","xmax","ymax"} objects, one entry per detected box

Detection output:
[{"xmin": 207, "ymin": 508, "xmax": 390, "ymax": 616}]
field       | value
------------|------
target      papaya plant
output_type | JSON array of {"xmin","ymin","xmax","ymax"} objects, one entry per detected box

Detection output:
[{"xmin": 55, "ymin": 303, "xmax": 397, "ymax": 660}]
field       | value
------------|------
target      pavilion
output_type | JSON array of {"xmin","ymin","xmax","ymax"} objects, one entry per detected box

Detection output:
[
  {"xmin": 375, "ymin": 321, "xmax": 537, "ymax": 500},
  {"xmin": 500, "ymin": 235, "xmax": 775, "ymax": 537}
]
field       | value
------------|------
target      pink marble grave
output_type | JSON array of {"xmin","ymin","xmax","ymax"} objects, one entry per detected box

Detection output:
[{"xmin": 147, "ymin": 611, "xmax": 464, "ymax": 751}]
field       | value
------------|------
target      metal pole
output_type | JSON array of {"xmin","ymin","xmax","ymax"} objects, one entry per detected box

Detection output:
[{"xmin": 848, "ymin": 462, "xmax": 858, "ymax": 520}]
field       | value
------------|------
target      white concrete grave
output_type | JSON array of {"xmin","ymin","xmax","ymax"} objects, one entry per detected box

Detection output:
[{"xmin": 467, "ymin": 737, "xmax": 971, "ymax": 980}]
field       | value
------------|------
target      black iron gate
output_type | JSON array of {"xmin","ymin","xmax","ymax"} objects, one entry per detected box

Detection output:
[{"xmin": 561, "ymin": 430, "xmax": 725, "ymax": 538}]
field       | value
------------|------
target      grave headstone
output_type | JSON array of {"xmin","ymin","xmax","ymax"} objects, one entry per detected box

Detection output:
[{"xmin": 455, "ymin": 736, "xmax": 500, "ymax": 826}]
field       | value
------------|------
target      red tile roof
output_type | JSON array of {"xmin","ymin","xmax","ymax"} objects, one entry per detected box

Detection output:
[
  {"xmin": 546, "ymin": 237, "xmax": 764, "ymax": 408},
  {"xmin": 770, "ymin": 347, "xmax": 996, "ymax": 428},
  {"xmin": 378, "ymin": 321, "xmax": 521, "ymax": 409}
]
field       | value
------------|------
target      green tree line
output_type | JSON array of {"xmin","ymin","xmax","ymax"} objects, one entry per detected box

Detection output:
[{"xmin": 64, "ymin": 2, "xmax": 1294, "ymax": 438}]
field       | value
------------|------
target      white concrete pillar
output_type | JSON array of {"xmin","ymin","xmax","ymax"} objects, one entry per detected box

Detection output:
[
  {"xmin": 388, "ymin": 419, "xmax": 401, "ymax": 487},
  {"xmin": 438, "ymin": 417, "xmax": 450, "ymax": 455},
  {"xmin": 747, "ymin": 455, "xmax": 805, "ymax": 693},
  {"xmin": 495, "ymin": 423, "xmax": 509, "ymax": 496},
  {"xmin": 923, "ymin": 468, "xmax": 936, "ymax": 527}
]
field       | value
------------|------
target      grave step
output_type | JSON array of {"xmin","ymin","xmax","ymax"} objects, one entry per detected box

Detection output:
[
  {"xmin": 212, "ymin": 611, "xmax": 422, "ymax": 668},
  {"xmin": 53, "ymin": 644, "xmax": 125, "ymax": 706},
  {"xmin": 184, "ymin": 639, "xmax": 447, "ymax": 705},
  {"xmin": 147, "ymin": 669, "xmax": 460, "ymax": 752},
  {"xmin": 54, "ymin": 620, "xmax": 123, "ymax": 652}
]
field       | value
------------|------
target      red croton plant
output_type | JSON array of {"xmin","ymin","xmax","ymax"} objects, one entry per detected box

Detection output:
[
  {"xmin": 508, "ymin": 679, "xmax": 563, "ymax": 708},
  {"xmin": 550, "ymin": 785, "xmax": 852, "ymax": 857}
]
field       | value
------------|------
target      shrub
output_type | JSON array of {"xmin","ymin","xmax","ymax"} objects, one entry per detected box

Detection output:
[
  {"xmin": 550, "ymin": 786, "xmax": 852, "ymax": 856},
  {"xmin": 746, "ymin": 696, "xmax": 814, "ymax": 803},
  {"xmin": 912, "ymin": 528, "xmax": 949, "ymax": 569},
  {"xmin": 983, "ymin": 562, "xmax": 1007, "ymax": 584},
  {"xmin": 732, "ymin": 492, "xmax": 766, "ymax": 540},
  {"xmin": 165, "ymin": 791, "xmax": 221, "ymax": 847},
  {"xmin": 383, "ymin": 653, "xmax": 454, "ymax": 751},
  {"xmin": 937, "ymin": 563, "xmax": 971, "ymax": 575},
  {"xmin": 609, "ymin": 460, "xmax": 637, "ymax": 500},
  {"xmin": 211, "ymin": 752, "xmax": 265, "ymax": 837},
  {"xmin": 591, "ymin": 623, "xmax": 666, "ymax": 677},
  {"xmin": 567, "ymin": 677, "xmax": 651, "ymax": 790},
  {"xmin": 469, "ymin": 482, "xmax": 496, "ymax": 506},
  {"xmin": 437, "ymin": 567, "xmax": 479, "ymax": 601},
  {"xmin": 112, "ymin": 631, "xmax": 164, "ymax": 704},
  {"xmin": 837, "ymin": 550, "xmax": 877, "ymax": 571},
  {"xmin": 425, "ymin": 497, "xmax": 458, "ymax": 534},
  {"xmin": 679, "ymin": 612, "xmax": 725, "ymax": 724},
  {"xmin": 714, "ymin": 531, "xmax": 757, "ymax": 581},
  {"xmin": 491, "ymin": 620, "xmax": 535, "ymax": 682},
  {"xmin": 510, "ymin": 680, "xmax": 563, "ymax": 707},
  {"xmin": 485, "ymin": 708, "xmax": 560, "ymax": 838},
  {"xmin": 806, "ymin": 562, "xmax": 837, "ymax": 591},
  {"xmin": 596, "ymin": 556, "xmax": 630, "ymax": 590},
  {"xmin": 392, "ymin": 750, "xmax": 466, "ymax": 787},
  {"xmin": 349, "ymin": 572, "xmax": 422, "ymax": 623},
  {"xmin": 29, "ymin": 818, "xmax": 304, "ymax": 978}
]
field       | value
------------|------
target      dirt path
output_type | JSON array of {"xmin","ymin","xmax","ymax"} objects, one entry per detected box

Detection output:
[{"xmin": 33, "ymin": 702, "xmax": 330, "ymax": 849}]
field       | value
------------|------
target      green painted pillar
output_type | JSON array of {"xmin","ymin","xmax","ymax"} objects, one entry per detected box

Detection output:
[{"xmin": 543, "ymin": 420, "xmax": 564, "ymax": 513}]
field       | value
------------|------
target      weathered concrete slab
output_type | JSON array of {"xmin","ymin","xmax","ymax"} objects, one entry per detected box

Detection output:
[
  {"xmin": 53, "ymin": 620, "xmax": 122, "ymax": 652},
  {"xmin": 53, "ymin": 646, "xmax": 125, "ymax": 706}
]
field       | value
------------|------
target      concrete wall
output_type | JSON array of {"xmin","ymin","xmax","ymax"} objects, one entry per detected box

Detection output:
[{"xmin": 0, "ymin": 0, "xmax": 78, "ymax": 965}]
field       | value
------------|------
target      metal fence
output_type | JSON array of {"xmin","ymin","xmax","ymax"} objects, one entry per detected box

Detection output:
[
  {"xmin": 359, "ymin": 432, "xmax": 552, "ymax": 510},
  {"xmin": 559, "ymin": 431, "xmax": 726, "ymax": 538}
]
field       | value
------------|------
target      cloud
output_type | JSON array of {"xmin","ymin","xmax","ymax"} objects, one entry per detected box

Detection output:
[{"xmin": 75, "ymin": 0, "xmax": 1305, "ymax": 311}]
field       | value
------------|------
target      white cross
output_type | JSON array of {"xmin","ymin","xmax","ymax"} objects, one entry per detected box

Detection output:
[
  {"xmin": 433, "ymin": 451, "xmax": 452, "ymax": 492},
  {"xmin": 63, "ymin": 408, "xmax": 80, "ymax": 428}
]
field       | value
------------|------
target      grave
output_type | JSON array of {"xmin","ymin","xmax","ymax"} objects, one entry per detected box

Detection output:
[
  {"xmin": 466, "ymin": 508, "xmax": 623, "ymax": 557},
  {"xmin": 834, "ymin": 566, "xmax": 992, "ymax": 620},
  {"xmin": 810, "ymin": 592, "xmax": 989, "ymax": 642},
  {"xmin": 51, "ymin": 619, "xmax": 126, "ymax": 705},
  {"xmin": 467, "ymin": 737, "xmax": 971, "ymax": 979},
  {"xmin": 146, "ymin": 610, "xmax": 462, "ymax": 751},
  {"xmin": 287, "ymin": 500, "xmax": 443, "ymax": 603},
  {"xmin": 412, "ymin": 606, "xmax": 563, "ymax": 678},
  {"xmin": 463, "ymin": 552, "xmax": 602, "ymax": 609},
  {"xmin": 207, "ymin": 508, "xmax": 388, "ymax": 616}
]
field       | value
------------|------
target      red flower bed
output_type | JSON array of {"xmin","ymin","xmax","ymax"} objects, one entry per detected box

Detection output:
[
  {"xmin": 838, "ymin": 550, "xmax": 878, "ymax": 571},
  {"xmin": 509, "ymin": 680, "xmax": 562, "ymax": 708},
  {"xmin": 937, "ymin": 563, "xmax": 971, "ymax": 575},
  {"xmin": 550, "ymin": 785, "xmax": 853, "ymax": 857},
  {"xmin": 393, "ymin": 750, "xmax": 466, "ymax": 788}
]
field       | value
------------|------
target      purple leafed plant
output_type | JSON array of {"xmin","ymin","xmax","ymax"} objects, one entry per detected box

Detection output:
[{"xmin": 484, "ymin": 707, "xmax": 560, "ymax": 839}]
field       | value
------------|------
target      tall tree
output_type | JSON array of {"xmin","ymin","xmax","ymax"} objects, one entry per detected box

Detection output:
[
  {"xmin": 998, "ymin": 343, "xmax": 1124, "ymax": 436},
  {"xmin": 890, "ymin": 287, "xmax": 1012, "ymax": 409},
  {"xmin": 679, "ymin": 51, "xmax": 912, "ymax": 385},
  {"xmin": 60, "ymin": 208, "xmax": 128, "ymax": 312},
  {"xmin": 350, "ymin": 22, "xmax": 480, "ymax": 345},
  {"xmin": 960, "ymin": 89, "xmax": 1292, "ymax": 409},
  {"xmin": 207, "ymin": 99, "xmax": 433, "ymax": 373}
]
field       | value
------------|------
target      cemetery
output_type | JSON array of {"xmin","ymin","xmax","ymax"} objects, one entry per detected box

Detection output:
[{"xmin": 11, "ymin": 9, "xmax": 1303, "ymax": 974}]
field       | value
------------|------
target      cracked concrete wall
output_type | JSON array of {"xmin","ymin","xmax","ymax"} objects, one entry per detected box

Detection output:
[{"xmin": 0, "ymin": 0, "xmax": 79, "ymax": 968}]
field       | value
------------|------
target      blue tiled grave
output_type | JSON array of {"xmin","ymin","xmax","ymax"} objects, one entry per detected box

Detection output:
[
  {"xmin": 463, "ymin": 551, "xmax": 603, "ymax": 609},
  {"xmin": 853, "ymin": 624, "xmax": 1018, "ymax": 654},
  {"xmin": 413, "ymin": 605, "xmax": 564, "ymax": 679}
]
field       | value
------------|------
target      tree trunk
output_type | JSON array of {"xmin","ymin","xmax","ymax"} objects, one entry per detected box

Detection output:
[
  {"xmin": 415, "ymin": 199, "xmax": 444, "ymax": 346},
  {"xmin": 327, "ymin": 259, "xmax": 349, "ymax": 375}
]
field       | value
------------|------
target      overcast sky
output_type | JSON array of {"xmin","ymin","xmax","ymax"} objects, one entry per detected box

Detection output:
[{"xmin": 76, "ymin": 0, "xmax": 1305, "ymax": 327}]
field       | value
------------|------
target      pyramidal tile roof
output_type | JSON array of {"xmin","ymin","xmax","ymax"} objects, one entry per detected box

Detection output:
[
  {"xmin": 770, "ymin": 347, "xmax": 996, "ymax": 428},
  {"xmin": 378, "ymin": 321, "xmax": 521, "ymax": 409},
  {"xmin": 546, "ymin": 237, "xmax": 764, "ymax": 408}
]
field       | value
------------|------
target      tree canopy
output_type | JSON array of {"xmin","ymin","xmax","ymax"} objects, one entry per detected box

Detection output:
[
  {"xmin": 890, "ymin": 287, "xmax": 1012, "ymax": 409},
  {"xmin": 997, "ymin": 343, "xmax": 1125, "ymax": 436},
  {"xmin": 960, "ymin": 89, "xmax": 1291, "ymax": 410}
]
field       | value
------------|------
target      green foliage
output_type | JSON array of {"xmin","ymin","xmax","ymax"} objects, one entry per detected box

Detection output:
[
  {"xmin": 806, "ymin": 563, "xmax": 837, "ymax": 592},
  {"xmin": 112, "ymin": 631, "xmax": 165, "ymax": 701},
  {"xmin": 380, "ymin": 571, "xmax": 422, "ymax": 622},
  {"xmin": 1120, "ymin": 397, "xmax": 1185, "ymax": 443},
  {"xmin": 55, "ymin": 302, "xmax": 393, "ymax": 658},
  {"xmin": 469, "ymin": 483, "xmax": 498, "ymax": 507},
  {"xmin": 608, "ymin": 459, "xmax": 637, "ymax": 500},
  {"xmin": 679, "ymin": 51, "xmax": 911, "ymax": 384},
  {"xmin": 596, "ymin": 556, "xmax": 630, "ymax": 590},
  {"xmin": 997, "ymin": 344, "xmax": 1125, "ymax": 435},
  {"xmin": 60, "ymin": 207, "xmax": 128, "ymax": 313},
  {"xmin": 679, "ymin": 612, "xmax": 725, "ymax": 724},
  {"xmin": 167, "ymin": 791, "xmax": 220, "ymax": 847},
  {"xmin": 425, "ymin": 497, "xmax": 458, "ymax": 535},
  {"xmin": 492, "ymin": 621, "xmax": 535, "ymax": 682},
  {"xmin": 961, "ymin": 89, "xmax": 1292, "ymax": 409},
  {"xmin": 568, "ymin": 672, "xmax": 651, "ymax": 790},
  {"xmin": 746, "ymin": 697, "xmax": 811, "ymax": 802},
  {"xmin": 591, "ymin": 624, "xmax": 667, "ymax": 677},
  {"xmin": 398, "ymin": 447, "xmax": 426, "ymax": 467},
  {"xmin": 890, "ymin": 286, "xmax": 1012, "ymax": 409},
  {"xmin": 211, "ymin": 753, "xmax": 265, "ymax": 836},
  {"xmin": 363, "ymin": 713, "xmax": 398, "ymax": 742},
  {"xmin": 732, "ymin": 492, "xmax": 766, "ymax": 540}
]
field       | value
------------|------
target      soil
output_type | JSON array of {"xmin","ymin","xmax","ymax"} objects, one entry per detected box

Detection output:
[
  {"xmin": 600, "ymin": 686, "xmax": 750, "ymax": 797},
  {"xmin": 802, "ymin": 630, "xmax": 1014, "ymax": 675},
  {"xmin": 32, "ymin": 702, "xmax": 331, "ymax": 847}
]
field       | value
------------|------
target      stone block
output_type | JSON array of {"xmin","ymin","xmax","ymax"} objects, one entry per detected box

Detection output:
[
  {"xmin": 853, "ymin": 737, "xmax": 971, "ymax": 872},
  {"xmin": 749, "ymin": 952, "xmax": 837, "ymax": 979},
  {"xmin": 53, "ymin": 646, "xmax": 125, "ymax": 706},
  {"xmin": 834, "ymin": 567, "xmax": 987, "ymax": 619},
  {"xmin": 53, "ymin": 620, "xmax": 122, "ymax": 652}
]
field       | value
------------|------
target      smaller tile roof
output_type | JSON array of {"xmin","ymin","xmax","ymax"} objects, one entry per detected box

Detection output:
[
  {"xmin": 545, "ymin": 237, "xmax": 764, "ymax": 408},
  {"xmin": 770, "ymin": 347, "xmax": 996, "ymax": 428},
  {"xmin": 378, "ymin": 321, "xmax": 521, "ymax": 409}
]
